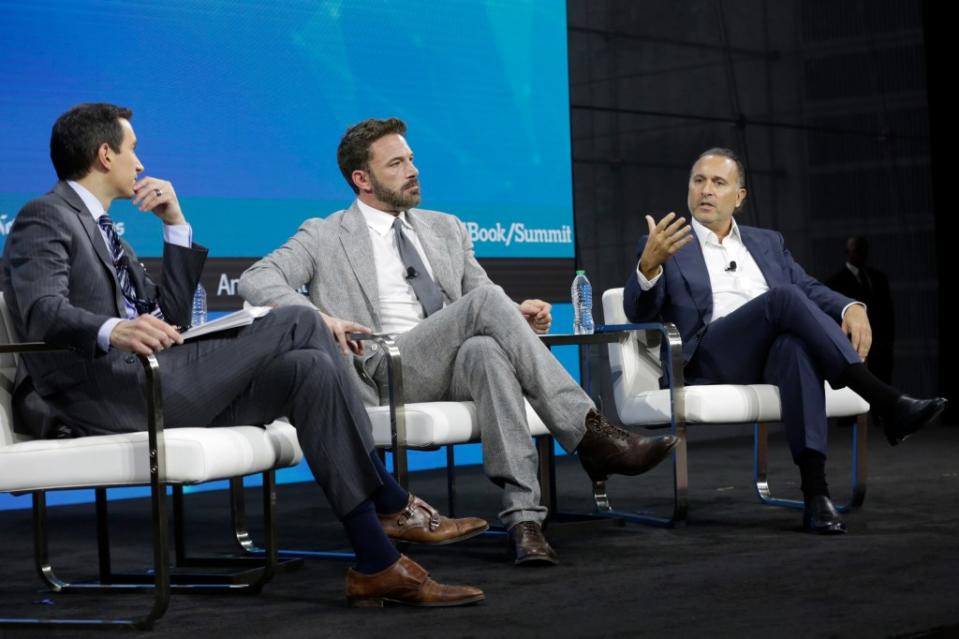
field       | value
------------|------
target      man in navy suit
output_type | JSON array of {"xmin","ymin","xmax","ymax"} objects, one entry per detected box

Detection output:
[{"xmin": 624, "ymin": 147, "xmax": 947, "ymax": 534}]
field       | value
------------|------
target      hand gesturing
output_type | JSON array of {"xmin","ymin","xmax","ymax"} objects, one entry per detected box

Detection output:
[{"xmin": 638, "ymin": 212, "xmax": 694, "ymax": 279}]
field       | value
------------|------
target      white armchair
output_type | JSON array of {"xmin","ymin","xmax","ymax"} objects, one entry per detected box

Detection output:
[
  {"xmin": 601, "ymin": 287, "xmax": 870, "ymax": 527},
  {"xmin": 0, "ymin": 294, "xmax": 302, "ymax": 630}
]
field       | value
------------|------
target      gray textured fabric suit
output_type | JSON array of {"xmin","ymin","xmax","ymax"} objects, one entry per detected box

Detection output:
[
  {"xmin": 239, "ymin": 202, "xmax": 594, "ymax": 526},
  {"xmin": 1, "ymin": 183, "xmax": 381, "ymax": 517}
]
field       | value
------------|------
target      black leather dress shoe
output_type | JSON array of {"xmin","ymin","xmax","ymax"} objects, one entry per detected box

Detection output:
[
  {"xmin": 803, "ymin": 495, "xmax": 846, "ymax": 535},
  {"xmin": 576, "ymin": 410, "xmax": 678, "ymax": 482},
  {"xmin": 881, "ymin": 396, "xmax": 948, "ymax": 446},
  {"xmin": 508, "ymin": 521, "xmax": 558, "ymax": 566}
]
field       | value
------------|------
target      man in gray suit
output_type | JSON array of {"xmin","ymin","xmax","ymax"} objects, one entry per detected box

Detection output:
[
  {"xmin": 239, "ymin": 117, "xmax": 678, "ymax": 566},
  {"xmin": 1, "ymin": 103, "xmax": 487, "ymax": 607}
]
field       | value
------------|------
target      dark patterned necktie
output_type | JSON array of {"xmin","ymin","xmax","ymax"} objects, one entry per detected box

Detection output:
[
  {"xmin": 392, "ymin": 217, "xmax": 444, "ymax": 316},
  {"xmin": 97, "ymin": 214, "xmax": 163, "ymax": 319}
]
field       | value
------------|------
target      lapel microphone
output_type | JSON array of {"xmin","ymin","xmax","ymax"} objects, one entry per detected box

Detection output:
[
  {"xmin": 725, "ymin": 261, "xmax": 737, "ymax": 272},
  {"xmin": 405, "ymin": 266, "xmax": 418, "ymax": 279}
]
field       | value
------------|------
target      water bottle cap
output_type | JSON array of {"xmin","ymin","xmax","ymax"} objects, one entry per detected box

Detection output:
[{"xmin": 575, "ymin": 269, "xmax": 585, "ymax": 275}]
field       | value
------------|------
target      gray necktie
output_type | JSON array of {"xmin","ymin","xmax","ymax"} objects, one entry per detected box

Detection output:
[{"xmin": 392, "ymin": 217, "xmax": 444, "ymax": 316}]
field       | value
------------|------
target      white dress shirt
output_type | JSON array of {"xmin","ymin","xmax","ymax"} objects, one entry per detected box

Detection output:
[
  {"xmin": 689, "ymin": 217, "xmax": 769, "ymax": 321},
  {"xmin": 635, "ymin": 217, "xmax": 861, "ymax": 323},
  {"xmin": 356, "ymin": 199, "xmax": 439, "ymax": 335},
  {"xmin": 67, "ymin": 181, "xmax": 192, "ymax": 351}
]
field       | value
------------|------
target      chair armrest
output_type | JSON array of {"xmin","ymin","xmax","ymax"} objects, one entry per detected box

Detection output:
[
  {"xmin": 349, "ymin": 333, "xmax": 408, "ymax": 466},
  {"xmin": 599, "ymin": 322, "xmax": 686, "ymax": 424},
  {"xmin": 0, "ymin": 341, "xmax": 166, "ymax": 484}
]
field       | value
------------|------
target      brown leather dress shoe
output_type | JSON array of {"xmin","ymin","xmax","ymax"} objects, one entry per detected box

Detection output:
[
  {"xmin": 577, "ymin": 410, "xmax": 678, "ymax": 482},
  {"xmin": 378, "ymin": 494, "xmax": 489, "ymax": 545},
  {"xmin": 346, "ymin": 555, "xmax": 485, "ymax": 607},
  {"xmin": 508, "ymin": 521, "xmax": 558, "ymax": 566}
]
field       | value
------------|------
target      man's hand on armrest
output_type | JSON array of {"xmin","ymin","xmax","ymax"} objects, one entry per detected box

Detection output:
[
  {"xmin": 319, "ymin": 311, "xmax": 371, "ymax": 355},
  {"xmin": 519, "ymin": 299, "xmax": 552, "ymax": 334},
  {"xmin": 110, "ymin": 314, "xmax": 184, "ymax": 356}
]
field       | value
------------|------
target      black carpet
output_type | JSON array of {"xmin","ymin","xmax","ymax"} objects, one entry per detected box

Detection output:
[{"xmin": 1, "ymin": 424, "xmax": 958, "ymax": 638}]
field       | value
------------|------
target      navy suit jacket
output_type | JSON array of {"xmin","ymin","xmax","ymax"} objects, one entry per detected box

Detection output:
[{"xmin": 623, "ymin": 224, "xmax": 853, "ymax": 366}]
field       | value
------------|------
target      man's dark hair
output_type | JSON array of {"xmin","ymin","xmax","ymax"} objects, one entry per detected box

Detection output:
[
  {"xmin": 50, "ymin": 103, "xmax": 133, "ymax": 181},
  {"xmin": 337, "ymin": 118, "xmax": 407, "ymax": 193},
  {"xmin": 695, "ymin": 147, "xmax": 746, "ymax": 188}
]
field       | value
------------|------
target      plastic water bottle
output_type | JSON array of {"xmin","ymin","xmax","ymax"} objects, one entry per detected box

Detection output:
[
  {"xmin": 571, "ymin": 270, "xmax": 594, "ymax": 335},
  {"xmin": 191, "ymin": 283, "xmax": 207, "ymax": 328}
]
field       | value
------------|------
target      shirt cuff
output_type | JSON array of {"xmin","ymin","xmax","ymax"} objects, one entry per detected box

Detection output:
[
  {"xmin": 841, "ymin": 301, "xmax": 866, "ymax": 319},
  {"xmin": 635, "ymin": 263, "xmax": 663, "ymax": 290},
  {"xmin": 163, "ymin": 223, "xmax": 192, "ymax": 247},
  {"xmin": 97, "ymin": 317, "xmax": 124, "ymax": 352}
]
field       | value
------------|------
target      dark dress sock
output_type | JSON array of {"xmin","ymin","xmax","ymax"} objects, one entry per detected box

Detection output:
[
  {"xmin": 796, "ymin": 449, "xmax": 830, "ymax": 503},
  {"xmin": 368, "ymin": 450, "xmax": 411, "ymax": 514},
  {"xmin": 340, "ymin": 499, "xmax": 401, "ymax": 574},
  {"xmin": 837, "ymin": 363, "xmax": 900, "ymax": 414}
]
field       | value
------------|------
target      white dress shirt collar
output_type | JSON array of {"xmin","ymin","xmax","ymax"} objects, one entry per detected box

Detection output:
[
  {"xmin": 67, "ymin": 180, "xmax": 107, "ymax": 221},
  {"xmin": 356, "ymin": 199, "xmax": 411, "ymax": 236},
  {"xmin": 691, "ymin": 215, "xmax": 741, "ymax": 248}
]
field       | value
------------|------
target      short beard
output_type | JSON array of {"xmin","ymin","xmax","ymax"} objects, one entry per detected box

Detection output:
[{"xmin": 369, "ymin": 171, "xmax": 421, "ymax": 211}]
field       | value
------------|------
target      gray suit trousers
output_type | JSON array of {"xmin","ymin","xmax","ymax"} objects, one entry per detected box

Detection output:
[
  {"xmin": 371, "ymin": 285, "xmax": 593, "ymax": 527},
  {"xmin": 109, "ymin": 306, "xmax": 381, "ymax": 519}
]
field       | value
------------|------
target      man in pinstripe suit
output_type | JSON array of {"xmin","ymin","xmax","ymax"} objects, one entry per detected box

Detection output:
[{"xmin": 0, "ymin": 103, "xmax": 485, "ymax": 607}]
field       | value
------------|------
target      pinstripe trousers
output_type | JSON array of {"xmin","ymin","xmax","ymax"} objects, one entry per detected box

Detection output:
[{"xmin": 136, "ymin": 306, "xmax": 381, "ymax": 518}]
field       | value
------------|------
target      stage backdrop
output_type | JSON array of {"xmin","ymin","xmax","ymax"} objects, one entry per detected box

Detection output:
[
  {"xmin": 0, "ymin": 0, "xmax": 582, "ymax": 509},
  {"xmin": 0, "ymin": 0, "xmax": 575, "ymax": 303}
]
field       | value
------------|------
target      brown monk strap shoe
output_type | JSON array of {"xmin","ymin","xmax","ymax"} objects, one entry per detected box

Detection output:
[
  {"xmin": 508, "ymin": 521, "xmax": 558, "ymax": 566},
  {"xmin": 378, "ymin": 494, "xmax": 489, "ymax": 545},
  {"xmin": 577, "ymin": 409, "xmax": 678, "ymax": 482},
  {"xmin": 346, "ymin": 554, "xmax": 485, "ymax": 608}
]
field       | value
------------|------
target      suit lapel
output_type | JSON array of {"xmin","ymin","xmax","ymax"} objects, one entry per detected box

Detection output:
[
  {"xmin": 406, "ymin": 209, "xmax": 455, "ymax": 300},
  {"xmin": 53, "ymin": 182, "xmax": 125, "ymax": 316},
  {"xmin": 339, "ymin": 203, "xmax": 381, "ymax": 325},
  {"xmin": 671, "ymin": 239, "xmax": 714, "ymax": 323},
  {"xmin": 740, "ymin": 226, "xmax": 781, "ymax": 287}
]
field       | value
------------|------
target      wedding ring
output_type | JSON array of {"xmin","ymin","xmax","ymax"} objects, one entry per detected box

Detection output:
[{"xmin": 155, "ymin": 188, "xmax": 163, "ymax": 197}]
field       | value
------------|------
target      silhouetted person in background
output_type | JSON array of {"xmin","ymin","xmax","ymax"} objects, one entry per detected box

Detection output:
[{"xmin": 827, "ymin": 237, "xmax": 895, "ymax": 384}]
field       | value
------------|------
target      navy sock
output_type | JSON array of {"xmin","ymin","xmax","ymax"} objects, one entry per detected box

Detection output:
[
  {"xmin": 341, "ymin": 500, "xmax": 401, "ymax": 574},
  {"xmin": 368, "ymin": 450, "xmax": 410, "ymax": 514},
  {"xmin": 796, "ymin": 449, "xmax": 830, "ymax": 503},
  {"xmin": 838, "ymin": 363, "xmax": 900, "ymax": 415}
]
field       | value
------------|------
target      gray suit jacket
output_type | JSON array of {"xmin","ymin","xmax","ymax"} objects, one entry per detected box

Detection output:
[
  {"xmin": 239, "ymin": 201, "xmax": 494, "ymax": 402},
  {"xmin": 0, "ymin": 182, "xmax": 207, "ymax": 437}
]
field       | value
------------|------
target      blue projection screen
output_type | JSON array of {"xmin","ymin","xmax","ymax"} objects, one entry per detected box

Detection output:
[
  {"xmin": 0, "ymin": 0, "xmax": 578, "ymax": 509},
  {"xmin": 0, "ymin": 0, "xmax": 575, "ymax": 262}
]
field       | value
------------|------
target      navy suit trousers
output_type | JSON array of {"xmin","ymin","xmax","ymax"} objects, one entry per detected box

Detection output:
[{"xmin": 685, "ymin": 285, "xmax": 861, "ymax": 458}]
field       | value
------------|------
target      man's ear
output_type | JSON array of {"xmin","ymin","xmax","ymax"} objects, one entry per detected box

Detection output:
[
  {"xmin": 352, "ymin": 169, "xmax": 371, "ymax": 194},
  {"xmin": 95, "ymin": 142, "xmax": 113, "ymax": 172},
  {"xmin": 735, "ymin": 187, "xmax": 747, "ymax": 209}
]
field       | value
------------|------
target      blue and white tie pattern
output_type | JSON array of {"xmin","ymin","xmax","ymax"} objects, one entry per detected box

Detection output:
[{"xmin": 97, "ymin": 214, "xmax": 164, "ymax": 320}]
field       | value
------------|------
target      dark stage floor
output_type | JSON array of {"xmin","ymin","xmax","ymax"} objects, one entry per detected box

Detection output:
[{"xmin": 1, "ymin": 423, "xmax": 957, "ymax": 638}]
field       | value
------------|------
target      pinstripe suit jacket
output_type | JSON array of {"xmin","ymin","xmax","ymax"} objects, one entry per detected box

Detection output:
[{"xmin": 0, "ymin": 182, "xmax": 207, "ymax": 437}]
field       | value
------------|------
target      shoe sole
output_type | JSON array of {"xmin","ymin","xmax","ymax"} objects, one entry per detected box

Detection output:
[
  {"xmin": 803, "ymin": 524, "xmax": 847, "ymax": 535},
  {"xmin": 885, "ymin": 400, "xmax": 948, "ymax": 447},
  {"xmin": 514, "ymin": 555, "xmax": 559, "ymax": 566},
  {"xmin": 584, "ymin": 437, "xmax": 680, "ymax": 482},
  {"xmin": 349, "ymin": 593, "xmax": 486, "ymax": 608},
  {"xmin": 389, "ymin": 523, "xmax": 490, "ymax": 546}
]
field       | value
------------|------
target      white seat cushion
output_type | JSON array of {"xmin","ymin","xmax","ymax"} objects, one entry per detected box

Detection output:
[
  {"xmin": 367, "ymin": 401, "xmax": 549, "ymax": 448},
  {"xmin": 616, "ymin": 384, "xmax": 870, "ymax": 426},
  {"xmin": 0, "ymin": 420, "xmax": 301, "ymax": 493}
]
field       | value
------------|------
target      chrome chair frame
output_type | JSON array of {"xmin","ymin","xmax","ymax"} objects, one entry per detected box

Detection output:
[{"xmin": 0, "ymin": 344, "xmax": 281, "ymax": 631}]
